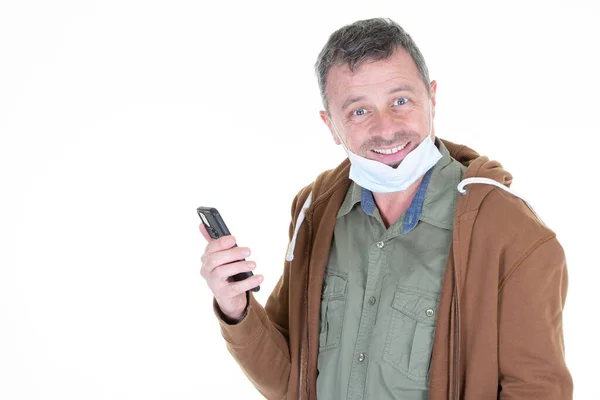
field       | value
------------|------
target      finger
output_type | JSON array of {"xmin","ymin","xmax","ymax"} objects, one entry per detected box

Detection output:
[
  {"xmin": 227, "ymin": 274, "xmax": 264, "ymax": 297},
  {"xmin": 205, "ymin": 234, "xmax": 237, "ymax": 255},
  {"xmin": 203, "ymin": 246, "xmax": 250, "ymax": 274},
  {"xmin": 199, "ymin": 223, "xmax": 212, "ymax": 242},
  {"xmin": 198, "ymin": 224, "xmax": 236, "ymax": 253},
  {"xmin": 212, "ymin": 260, "xmax": 256, "ymax": 281}
]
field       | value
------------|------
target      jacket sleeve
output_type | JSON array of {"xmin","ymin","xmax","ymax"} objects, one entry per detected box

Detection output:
[
  {"xmin": 497, "ymin": 235, "xmax": 573, "ymax": 399},
  {"xmin": 211, "ymin": 193, "xmax": 303, "ymax": 399}
]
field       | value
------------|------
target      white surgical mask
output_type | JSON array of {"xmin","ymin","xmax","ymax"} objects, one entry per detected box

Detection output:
[{"xmin": 332, "ymin": 101, "xmax": 442, "ymax": 193}]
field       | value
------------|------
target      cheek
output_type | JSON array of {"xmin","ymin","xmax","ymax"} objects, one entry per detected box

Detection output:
[
  {"xmin": 393, "ymin": 110, "xmax": 428, "ymax": 135},
  {"xmin": 344, "ymin": 129, "xmax": 369, "ymax": 153}
]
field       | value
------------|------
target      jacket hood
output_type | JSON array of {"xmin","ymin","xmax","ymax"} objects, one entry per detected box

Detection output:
[
  {"xmin": 444, "ymin": 139, "xmax": 512, "ymax": 186},
  {"xmin": 285, "ymin": 137, "xmax": 543, "ymax": 262}
]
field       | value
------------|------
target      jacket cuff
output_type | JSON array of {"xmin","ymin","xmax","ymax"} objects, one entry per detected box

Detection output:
[{"xmin": 213, "ymin": 292, "xmax": 264, "ymax": 345}]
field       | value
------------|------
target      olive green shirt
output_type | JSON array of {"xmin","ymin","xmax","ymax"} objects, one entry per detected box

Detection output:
[{"xmin": 316, "ymin": 139, "xmax": 466, "ymax": 400}]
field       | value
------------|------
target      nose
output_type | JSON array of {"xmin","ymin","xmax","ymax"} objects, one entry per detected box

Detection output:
[{"xmin": 372, "ymin": 109, "xmax": 397, "ymax": 139}]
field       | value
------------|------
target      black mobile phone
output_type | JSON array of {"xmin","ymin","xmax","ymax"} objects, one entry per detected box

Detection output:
[{"xmin": 197, "ymin": 206, "xmax": 260, "ymax": 292}]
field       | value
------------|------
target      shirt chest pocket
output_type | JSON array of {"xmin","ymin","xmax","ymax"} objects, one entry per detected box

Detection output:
[
  {"xmin": 383, "ymin": 288, "xmax": 439, "ymax": 382},
  {"xmin": 318, "ymin": 271, "xmax": 348, "ymax": 352}
]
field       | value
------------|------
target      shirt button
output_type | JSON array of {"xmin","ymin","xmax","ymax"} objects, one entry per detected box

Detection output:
[
  {"xmin": 376, "ymin": 241, "xmax": 384, "ymax": 249},
  {"xmin": 426, "ymin": 309, "xmax": 434, "ymax": 317},
  {"xmin": 358, "ymin": 353, "xmax": 365, "ymax": 362},
  {"xmin": 368, "ymin": 296, "xmax": 376, "ymax": 305}
]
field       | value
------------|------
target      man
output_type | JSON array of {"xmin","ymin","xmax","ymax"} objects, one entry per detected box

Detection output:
[{"xmin": 199, "ymin": 18, "xmax": 572, "ymax": 399}]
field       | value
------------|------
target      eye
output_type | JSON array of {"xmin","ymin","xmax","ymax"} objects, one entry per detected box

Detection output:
[
  {"xmin": 352, "ymin": 108, "xmax": 367, "ymax": 116},
  {"xmin": 394, "ymin": 97, "xmax": 408, "ymax": 106}
]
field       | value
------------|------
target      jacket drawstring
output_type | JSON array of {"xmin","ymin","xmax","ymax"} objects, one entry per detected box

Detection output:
[
  {"xmin": 457, "ymin": 177, "xmax": 546, "ymax": 227},
  {"xmin": 286, "ymin": 192, "xmax": 313, "ymax": 262}
]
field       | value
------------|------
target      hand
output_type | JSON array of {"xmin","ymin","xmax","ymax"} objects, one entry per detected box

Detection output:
[{"xmin": 199, "ymin": 224, "xmax": 263, "ymax": 322}]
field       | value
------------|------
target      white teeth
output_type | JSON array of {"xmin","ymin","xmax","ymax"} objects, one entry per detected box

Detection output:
[{"xmin": 373, "ymin": 143, "xmax": 408, "ymax": 155}]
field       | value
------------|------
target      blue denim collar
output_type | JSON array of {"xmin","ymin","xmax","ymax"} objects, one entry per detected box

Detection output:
[{"xmin": 360, "ymin": 166, "xmax": 434, "ymax": 234}]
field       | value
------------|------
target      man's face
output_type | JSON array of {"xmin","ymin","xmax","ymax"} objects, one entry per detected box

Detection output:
[{"xmin": 321, "ymin": 47, "xmax": 437, "ymax": 168}]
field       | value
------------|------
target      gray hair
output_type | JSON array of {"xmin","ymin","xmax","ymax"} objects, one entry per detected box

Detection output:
[{"xmin": 315, "ymin": 18, "xmax": 431, "ymax": 113}]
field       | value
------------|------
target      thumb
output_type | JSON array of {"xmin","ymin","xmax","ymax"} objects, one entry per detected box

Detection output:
[{"xmin": 199, "ymin": 223, "xmax": 212, "ymax": 242}]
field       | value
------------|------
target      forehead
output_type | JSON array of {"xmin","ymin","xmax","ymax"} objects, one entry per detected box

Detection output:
[{"xmin": 326, "ymin": 48, "xmax": 425, "ymax": 102}]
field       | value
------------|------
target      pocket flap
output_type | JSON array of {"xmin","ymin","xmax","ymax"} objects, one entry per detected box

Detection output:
[
  {"xmin": 391, "ymin": 288, "xmax": 439, "ymax": 324},
  {"xmin": 321, "ymin": 271, "xmax": 348, "ymax": 299}
]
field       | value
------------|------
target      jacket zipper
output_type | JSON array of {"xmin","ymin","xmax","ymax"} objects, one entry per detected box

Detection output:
[
  {"xmin": 299, "ymin": 284, "xmax": 308, "ymax": 400},
  {"xmin": 299, "ymin": 345, "xmax": 304, "ymax": 400},
  {"xmin": 453, "ymin": 268, "xmax": 460, "ymax": 400},
  {"xmin": 298, "ymin": 263, "xmax": 307, "ymax": 400},
  {"xmin": 299, "ymin": 211, "xmax": 314, "ymax": 400}
]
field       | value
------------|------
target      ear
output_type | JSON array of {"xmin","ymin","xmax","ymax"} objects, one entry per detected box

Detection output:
[
  {"xmin": 320, "ymin": 110, "xmax": 341, "ymax": 145},
  {"xmin": 429, "ymin": 80, "xmax": 438, "ymax": 118}
]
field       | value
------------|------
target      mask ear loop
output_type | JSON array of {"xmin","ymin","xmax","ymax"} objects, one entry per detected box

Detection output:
[
  {"xmin": 329, "ymin": 117, "xmax": 350, "ymax": 154},
  {"xmin": 427, "ymin": 99, "xmax": 433, "ymax": 141}
]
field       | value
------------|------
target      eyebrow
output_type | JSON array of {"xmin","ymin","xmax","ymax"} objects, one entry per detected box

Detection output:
[
  {"xmin": 341, "ymin": 95, "xmax": 366, "ymax": 111},
  {"xmin": 388, "ymin": 85, "xmax": 415, "ymax": 95},
  {"xmin": 340, "ymin": 85, "xmax": 416, "ymax": 111}
]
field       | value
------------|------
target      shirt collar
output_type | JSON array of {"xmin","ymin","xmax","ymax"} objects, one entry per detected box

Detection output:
[{"xmin": 420, "ymin": 137, "xmax": 463, "ymax": 230}]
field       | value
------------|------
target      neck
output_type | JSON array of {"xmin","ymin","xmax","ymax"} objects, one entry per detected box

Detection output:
[{"xmin": 372, "ymin": 175, "xmax": 424, "ymax": 228}]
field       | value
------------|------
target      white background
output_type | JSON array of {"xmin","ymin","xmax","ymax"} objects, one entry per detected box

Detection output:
[{"xmin": 1, "ymin": 0, "xmax": 598, "ymax": 399}]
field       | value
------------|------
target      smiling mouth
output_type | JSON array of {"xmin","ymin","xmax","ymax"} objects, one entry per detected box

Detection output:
[{"xmin": 371, "ymin": 142, "xmax": 409, "ymax": 155}]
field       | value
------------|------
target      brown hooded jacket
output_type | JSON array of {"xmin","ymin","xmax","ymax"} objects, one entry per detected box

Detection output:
[{"xmin": 213, "ymin": 138, "xmax": 572, "ymax": 399}]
